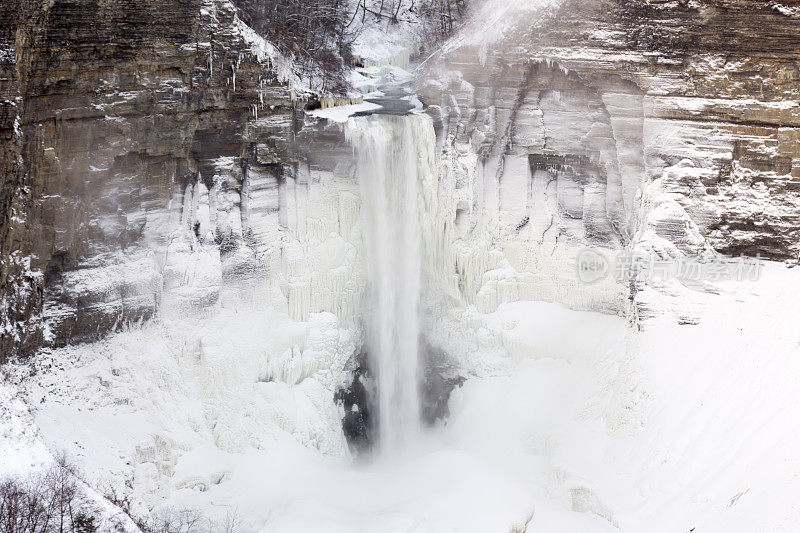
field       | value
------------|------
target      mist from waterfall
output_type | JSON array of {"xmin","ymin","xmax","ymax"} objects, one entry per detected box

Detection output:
[{"xmin": 345, "ymin": 114, "xmax": 431, "ymax": 454}]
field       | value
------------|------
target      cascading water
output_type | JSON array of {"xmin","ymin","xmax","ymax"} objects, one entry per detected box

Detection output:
[{"xmin": 345, "ymin": 114, "xmax": 433, "ymax": 453}]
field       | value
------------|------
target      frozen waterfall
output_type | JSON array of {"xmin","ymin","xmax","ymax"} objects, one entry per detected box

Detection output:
[{"xmin": 345, "ymin": 114, "xmax": 434, "ymax": 453}]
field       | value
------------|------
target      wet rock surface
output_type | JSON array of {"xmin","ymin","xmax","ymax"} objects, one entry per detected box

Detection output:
[
  {"xmin": 335, "ymin": 343, "xmax": 465, "ymax": 456},
  {"xmin": 335, "ymin": 351, "xmax": 374, "ymax": 456},
  {"xmin": 420, "ymin": 342, "xmax": 464, "ymax": 427}
]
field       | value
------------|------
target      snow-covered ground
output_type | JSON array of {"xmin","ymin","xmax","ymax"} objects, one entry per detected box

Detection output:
[{"xmin": 3, "ymin": 261, "xmax": 799, "ymax": 531}]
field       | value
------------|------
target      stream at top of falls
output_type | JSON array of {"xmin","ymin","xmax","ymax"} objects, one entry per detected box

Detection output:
[{"xmin": 345, "ymin": 112, "xmax": 435, "ymax": 455}]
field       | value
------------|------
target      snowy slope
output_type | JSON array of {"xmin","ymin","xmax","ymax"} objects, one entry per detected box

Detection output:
[{"xmin": 3, "ymin": 261, "xmax": 799, "ymax": 531}]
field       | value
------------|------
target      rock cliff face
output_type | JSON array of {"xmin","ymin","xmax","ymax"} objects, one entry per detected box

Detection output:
[
  {"xmin": 0, "ymin": 0, "xmax": 365, "ymax": 360},
  {"xmin": 3, "ymin": 0, "xmax": 800, "ymax": 359},
  {"xmin": 418, "ymin": 0, "xmax": 800, "ymax": 324}
]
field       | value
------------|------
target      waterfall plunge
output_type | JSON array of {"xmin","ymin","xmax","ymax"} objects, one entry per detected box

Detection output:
[{"xmin": 345, "ymin": 114, "xmax": 434, "ymax": 453}]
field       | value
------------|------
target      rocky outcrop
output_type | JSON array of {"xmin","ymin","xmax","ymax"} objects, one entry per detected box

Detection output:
[
  {"xmin": 0, "ymin": 0, "xmax": 364, "ymax": 360},
  {"xmin": 419, "ymin": 0, "xmax": 800, "ymax": 321}
]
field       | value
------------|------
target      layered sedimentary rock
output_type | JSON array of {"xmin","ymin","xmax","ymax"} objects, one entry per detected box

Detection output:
[
  {"xmin": 3, "ymin": 0, "xmax": 800, "ymax": 359},
  {"xmin": 419, "ymin": 0, "xmax": 800, "ymax": 323},
  {"xmin": 0, "ymin": 0, "xmax": 367, "ymax": 360}
]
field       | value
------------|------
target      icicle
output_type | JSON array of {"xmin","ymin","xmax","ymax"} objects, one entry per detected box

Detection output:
[
  {"xmin": 288, "ymin": 281, "xmax": 311, "ymax": 322},
  {"xmin": 182, "ymin": 182, "xmax": 194, "ymax": 233}
]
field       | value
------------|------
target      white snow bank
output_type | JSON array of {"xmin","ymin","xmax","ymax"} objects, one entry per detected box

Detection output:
[
  {"xmin": 5, "ymin": 301, "xmax": 358, "ymax": 515},
  {"xmin": 3, "ymin": 262, "xmax": 799, "ymax": 531},
  {"xmin": 0, "ymin": 380, "xmax": 51, "ymax": 477}
]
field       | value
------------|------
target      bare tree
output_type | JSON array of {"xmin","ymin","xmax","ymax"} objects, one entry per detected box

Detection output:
[
  {"xmin": 238, "ymin": 0, "xmax": 360, "ymax": 93},
  {"xmin": 2, "ymin": 457, "xmax": 243, "ymax": 533},
  {"xmin": 0, "ymin": 453, "xmax": 97, "ymax": 533},
  {"xmin": 237, "ymin": 0, "xmax": 468, "ymax": 93}
]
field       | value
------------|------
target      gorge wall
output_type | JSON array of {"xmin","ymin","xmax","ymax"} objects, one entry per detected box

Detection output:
[
  {"xmin": 0, "ymin": 0, "xmax": 365, "ymax": 360},
  {"xmin": 419, "ymin": 0, "xmax": 800, "ymax": 325},
  {"xmin": 3, "ymin": 0, "xmax": 800, "ymax": 361}
]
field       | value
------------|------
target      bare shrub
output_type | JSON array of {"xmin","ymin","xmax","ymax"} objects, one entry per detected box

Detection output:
[
  {"xmin": 71, "ymin": 513, "xmax": 97, "ymax": 533},
  {"xmin": 213, "ymin": 507, "xmax": 241, "ymax": 533},
  {"xmin": 136, "ymin": 508, "xmax": 205, "ymax": 533},
  {"xmin": 101, "ymin": 478, "xmax": 241, "ymax": 533},
  {"xmin": 134, "ymin": 507, "xmax": 243, "ymax": 533}
]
